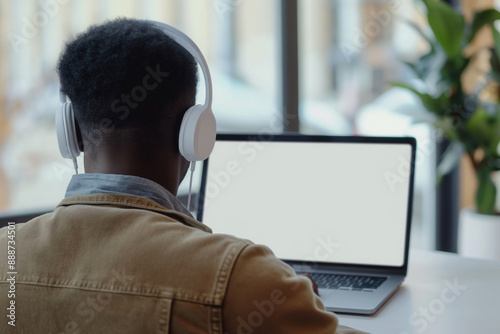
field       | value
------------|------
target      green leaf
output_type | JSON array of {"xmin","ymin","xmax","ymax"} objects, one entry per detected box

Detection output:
[
  {"xmin": 439, "ymin": 55, "xmax": 469, "ymax": 87},
  {"xmin": 476, "ymin": 166, "xmax": 497, "ymax": 214},
  {"xmin": 466, "ymin": 107, "xmax": 497, "ymax": 145},
  {"xmin": 487, "ymin": 107, "xmax": 500, "ymax": 156},
  {"xmin": 491, "ymin": 24, "xmax": 500, "ymax": 64},
  {"xmin": 436, "ymin": 140, "xmax": 464, "ymax": 184},
  {"xmin": 392, "ymin": 82, "xmax": 450, "ymax": 114},
  {"xmin": 402, "ymin": 61, "xmax": 422, "ymax": 78},
  {"xmin": 423, "ymin": 0, "xmax": 465, "ymax": 59},
  {"xmin": 418, "ymin": 50, "xmax": 444, "ymax": 79},
  {"xmin": 443, "ymin": 127, "xmax": 460, "ymax": 141},
  {"xmin": 469, "ymin": 9, "xmax": 500, "ymax": 42}
]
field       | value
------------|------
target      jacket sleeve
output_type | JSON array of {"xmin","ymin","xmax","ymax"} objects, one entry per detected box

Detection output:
[{"xmin": 222, "ymin": 243, "xmax": 369, "ymax": 334}]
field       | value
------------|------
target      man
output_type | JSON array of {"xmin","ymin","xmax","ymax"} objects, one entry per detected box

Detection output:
[{"xmin": 0, "ymin": 18, "xmax": 366, "ymax": 333}]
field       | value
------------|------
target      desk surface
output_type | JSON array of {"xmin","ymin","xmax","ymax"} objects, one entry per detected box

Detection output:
[{"xmin": 336, "ymin": 250, "xmax": 500, "ymax": 334}]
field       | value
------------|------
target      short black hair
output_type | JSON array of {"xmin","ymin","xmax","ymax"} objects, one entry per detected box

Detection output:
[{"xmin": 57, "ymin": 18, "xmax": 198, "ymax": 146}]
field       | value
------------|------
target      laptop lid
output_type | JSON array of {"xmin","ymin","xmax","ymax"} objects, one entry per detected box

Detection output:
[{"xmin": 198, "ymin": 134, "xmax": 416, "ymax": 275}]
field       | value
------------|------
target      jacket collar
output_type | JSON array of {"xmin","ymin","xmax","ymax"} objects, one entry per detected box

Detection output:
[
  {"xmin": 58, "ymin": 194, "xmax": 212, "ymax": 233},
  {"xmin": 65, "ymin": 173, "xmax": 193, "ymax": 218}
]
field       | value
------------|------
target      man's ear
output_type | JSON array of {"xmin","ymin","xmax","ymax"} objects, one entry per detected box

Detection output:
[{"xmin": 75, "ymin": 121, "xmax": 84, "ymax": 152}]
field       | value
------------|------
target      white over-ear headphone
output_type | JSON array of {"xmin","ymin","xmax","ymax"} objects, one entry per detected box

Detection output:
[{"xmin": 56, "ymin": 20, "xmax": 217, "ymax": 173}]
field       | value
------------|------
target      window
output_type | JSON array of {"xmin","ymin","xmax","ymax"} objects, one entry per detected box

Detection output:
[
  {"xmin": 0, "ymin": 0, "xmax": 280, "ymax": 213},
  {"xmin": 1, "ymin": 0, "xmax": 437, "ymax": 250}
]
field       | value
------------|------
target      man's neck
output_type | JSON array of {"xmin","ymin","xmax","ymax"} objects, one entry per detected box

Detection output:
[{"xmin": 83, "ymin": 146, "xmax": 187, "ymax": 196}]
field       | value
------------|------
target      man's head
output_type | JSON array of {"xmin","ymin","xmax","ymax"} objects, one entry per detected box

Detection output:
[{"xmin": 57, "ymin": 18, "xmax": 198, "ymax": 156}]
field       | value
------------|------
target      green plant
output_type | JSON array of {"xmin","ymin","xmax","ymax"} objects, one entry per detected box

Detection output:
[{"xmin": 395, "ymin": 0, "xmax": 500, "ymax": 215}]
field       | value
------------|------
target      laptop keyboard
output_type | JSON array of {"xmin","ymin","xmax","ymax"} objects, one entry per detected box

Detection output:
[{"xmin": 299, "ymin": 273, "xmax": 387, "ymax": 291}]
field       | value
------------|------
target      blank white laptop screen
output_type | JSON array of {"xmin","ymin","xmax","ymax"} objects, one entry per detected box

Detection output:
[{"xmin": 200, "ymin": 139, "xmax": 413, "ymax": 267}]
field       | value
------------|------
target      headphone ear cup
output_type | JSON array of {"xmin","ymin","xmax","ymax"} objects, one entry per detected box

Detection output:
[
  {"xmin": 56, "ymin": 102, "xmax": 81, "ymax": 159},
  {"xmin": 178, "ymin": 105, "xmax": 216, "ymax": 161}
]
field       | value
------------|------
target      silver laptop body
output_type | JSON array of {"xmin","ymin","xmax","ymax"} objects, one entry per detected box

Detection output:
[{"xmin": 198, "ymin": 134, "xmax": 416, "ymax": 315}]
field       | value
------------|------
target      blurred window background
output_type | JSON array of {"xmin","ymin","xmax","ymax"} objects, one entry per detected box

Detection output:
[
  {"xmin": 0, "ymin": 0, "xmax": 281, "ymax": 212},
  {"xmin": 1, "ymin": 0, "xmax": 487, "ymax": 249}
]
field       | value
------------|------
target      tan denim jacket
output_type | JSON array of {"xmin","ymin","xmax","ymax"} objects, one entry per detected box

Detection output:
[{"xmin": 0, "ymin": 193, "xmax": 367, "ymax": 333}]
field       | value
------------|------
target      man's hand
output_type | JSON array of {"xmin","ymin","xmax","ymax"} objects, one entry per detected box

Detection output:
[{"xmin": 299, "ymin": 275, "xmax": 371, "ymax": 333}]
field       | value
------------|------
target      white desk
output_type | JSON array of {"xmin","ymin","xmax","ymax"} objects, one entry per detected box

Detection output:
[{"xmin": 337, "ymin": 250, "xmax": 500, "ymax": 334}]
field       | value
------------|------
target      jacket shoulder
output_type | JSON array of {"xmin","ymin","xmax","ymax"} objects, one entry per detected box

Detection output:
[{"xmin": 1, "ymin": 206, "xmax": 253, "ymax": 306}]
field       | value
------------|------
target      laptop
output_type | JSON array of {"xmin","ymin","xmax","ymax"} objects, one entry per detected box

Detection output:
[{"xmin": 197, "ymin": 134, "xmax": 416, "ymax": 315}]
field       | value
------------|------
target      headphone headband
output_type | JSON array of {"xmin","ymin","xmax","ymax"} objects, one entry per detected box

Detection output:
[
  {"xmin": 59, "ymin": 21, "xmax": 213, "ymax": 108},
  {"xmin": 144, "ymin": 20, "xmax": 212, "ymax": 108}
]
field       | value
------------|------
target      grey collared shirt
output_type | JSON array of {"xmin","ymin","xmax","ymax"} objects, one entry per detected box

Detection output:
[{"xmin": 65, "ymin": 173, "xmax": 193, "ymax": 217}]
